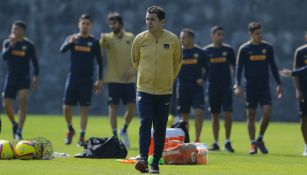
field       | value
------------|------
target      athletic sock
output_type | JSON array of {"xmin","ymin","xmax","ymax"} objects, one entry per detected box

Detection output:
[
  {"xmin": 257, "ymin": 135, "xmax": 263, "ymax": 142},
  {"xmin": 12, "ymin": 121, "xmax": 17, "ymax": 126},
  {"xmin": 112, "ymin": 128, "xmax": 117, "ymax": 137},
  {"xmin": 67, "ymin": 124, "xmax": 74, "ymax": 132},
  {"xmin": 122, "ymin": 123, "xmax": 129, "ymax": 133},
  {"xmin": 80, "ymin": 130, "xmax": 85, "ymax": 138},
  {"xmin": 214, "ymin": 141, "xmax": 219, "ymax": 145},
  {"xmin": 251, "ymin": 140, "xmax": 257, "ymax": 144},
  {"xmin": 16, "ymin": 127, "xmax": 22, "ymax": 134},
  {"xmin": 225, "ymin": 139, "xmax": 230, "ymax": 144}
]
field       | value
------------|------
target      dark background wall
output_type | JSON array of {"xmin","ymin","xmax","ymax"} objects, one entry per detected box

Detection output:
[{"xmin": 0, "ymin": 0, "xmax": 306, "ymax": 121}]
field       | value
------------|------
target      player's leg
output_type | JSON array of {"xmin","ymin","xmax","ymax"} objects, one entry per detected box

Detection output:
[
  {"xmin": 299, "ymin": 101, "xmax": 307, "ymax": 156},
  {"xmin": 208, "ymin": 86, "xmax": 221, "ymax": 150},
  {"xmin": 177, "ymin": 85, "xmax": 192, "ymax": 128},
  {"xmin": 135, "ymin": 92, "xmax": 154, "ymax": 173},
  {"xmin": 246, "ymin": 84, "xmax": 258, "ymax": 154},
  {"xmin": 151, "ymin": 94, "xmax": 172, "ymax": 173},
  {"xmin": 192, "ymin": 87, "xmax": 204, "ymax": 143},
  {"xmin": 77, "ymin": 80, "xmax": 93, "ymax": 146},
  {"xmin": 107, "ymin": 83, "xmax": 120, "ymax": 137},
  {"xmin": 257, "ymin": 87, "xmax": 272, "ymax": 154},
  {"xmin": 120, "ymin": 83, "xmax": 136, "ymax": 147},
  {"xmin": 223, "ymin": 87, "xmax": 234, "ymax": 152},
  {"xmin": 78, "ymin": 106, "xmax": 89, "ymax": 146},
  {"xmin": 15, "ymin": 89, "xmax": 29, "ymax": 140},
  {"xmin": 63, "ymin": 79, "xmax": 77, "ymax": 145},
  {"xmin": 194, "ymin": 108, "xmax": 203, "ymax": 142}
]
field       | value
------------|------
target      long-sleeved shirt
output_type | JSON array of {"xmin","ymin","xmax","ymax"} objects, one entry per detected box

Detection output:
[
  {"xmin": 2, "ymin": 38, "xmax": 39, "ymax": 78},
  {"xmin": 236, "ymin": 41, "xmax": 281, "ymax": 86},
  {"xmin": 203, "ymin": 43, "xmax": 235, "ymax": 87},
  {"xmin": 293, "ymin": 44, "xmax": 307, "ymax": 95},
  {"xmin": 131, "ymin": 29, "xmax": 182, "ymax": 95},
  {"xmin": 100, "ymin": 31, "xmax": 136, "ymax": 83},
  {"xmin": 177, "ymin": 46, "xmax": 208, "ymax": 86},
  {"xmin": 60, "ymin": 35, "xmax": 103, "ymax": 80}
]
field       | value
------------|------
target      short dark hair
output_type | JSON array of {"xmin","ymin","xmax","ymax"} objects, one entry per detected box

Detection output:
[
  {"xmin": 248, "ymin": 22, "xmax": 261, "ymax": 33},
  {"xmin": 108, "ymin": 11, "xmax": 123, "ymax": 26},
  {"xmin": 13, "ymin": 20, "xmax": 26, "ymax": 31},
  {"xmin": 79, "ymin": 14, "xmax": 92, "ymax": 22},
  {"xmin": 181, "ymin": 28, "xmax": 195, "ymax": 39},
  {"xmin": 211, "ymin": 26, "xmax": 224, "ymax": 34},
  {"xmin": 147, "ymin": 6, "xmax": 165, "ymax": 20}
]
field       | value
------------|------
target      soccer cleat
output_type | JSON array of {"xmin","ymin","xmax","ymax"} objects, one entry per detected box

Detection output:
[
  {"xmin": 302, "ymin": 147, "xmax": 307, "ymax": 157},
  {"xmin": 149, "ymin": 164, "xmax": 160, "ymax": 174},
  {"xmin": 224, "ymin": 142, "xmax": 235, "ymax": 153},
  {"xmin": 64, "ymin": 129, "xmax": 75, "ymax": 145},
  {"xmin": 120, "ymin": 128, "xmax": 130, "ymax": 148},
  {"xmin": 257, "ymin": 140, "xmax": 269, "ymax": 154},
  {"xmin": 249, "ymin": 143, "xmax": 257, "ymax": 154},
  {"xmin": 135, "ymin": 160, "xmax": 149, "ymax": 173},
  {"xmin": 14, "ymin": 132, "xmax": 22, "ymax": 141},
  {"xmin": 209, "ymin": 143, "xmax": 220, "ymax": 151},
  {"xmin": 77, "ymin": 136, "xmax": 86, "ymax": 147}
]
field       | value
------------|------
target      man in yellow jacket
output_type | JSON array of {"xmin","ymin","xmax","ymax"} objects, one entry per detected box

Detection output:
[{"xmin": 131, "ymin": 6, "xmax": 182, "ymax": 174}]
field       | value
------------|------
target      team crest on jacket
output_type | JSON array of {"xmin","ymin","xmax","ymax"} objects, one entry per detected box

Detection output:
[
  {"xmin": 193, "ymin": 53, "xmax": 199, "ymax": 58},
  {"xmin": 22, "ymin": 45, "xmax": 27, "ymax": 50},
  {"xmin": 163, "ymin": 44, "xmax": 170, "ymax": 49},
  {"xmin": 262, "ymin": 49, "xmax": 267, "ymax": 54},
  {"xmin": 87, "ymin": 42, "xmax": 93, "ymax": 47},
  {"xmin": 222, "ymin": 51, "xmax": 227, "ymax": 56}
]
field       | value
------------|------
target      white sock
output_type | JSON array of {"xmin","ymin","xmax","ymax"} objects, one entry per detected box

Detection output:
[
  {"xmin": 225, "ymin": 139, "xmax": 230, "ymax": 144},
  {"xmin": 214, "ymin": 141, "xmax": 219, "ymax": 145},
  {"xmin": 251, "ymin": 140, "xmax": 256, "ymax": 144},
  {"xmin": 304, "ymin": 144, "xmax": 307, "ymax": 149}
]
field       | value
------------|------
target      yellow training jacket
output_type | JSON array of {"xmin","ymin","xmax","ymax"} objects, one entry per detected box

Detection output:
[
  {"xmin": 131, "ymin": 29, "xmax": 182, "ymax": 95},
  {"xmin": 100, "ymin": 31, "xmax": 136, "ymax": 83}
]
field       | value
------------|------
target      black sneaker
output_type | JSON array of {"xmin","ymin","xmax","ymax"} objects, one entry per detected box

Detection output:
[
  {"xmin": 149, "ymin": 164, "xmax": 159, "ymax": 174},
  {"xmin": 64, "ymin": 129, "xmax": 75, "ymax": 145},
  {"xmin": 257, "ymin": 140, "xmax": 269, "ymax": 154},
  {"xmin": 224, "ymin": 142, "xmax": 235, "ymax": 153},
  {"xmin": 249, "ymin": 143, "xmax": 257, "ymax": 155},
  {"xmin": 209, "ymin": 143, "xmax": 220, "ymax": 151},
  {"xmin": 135, "ymin": 160, "xmax": 148, "ymax": 173},
  {"xmin": 12, "ymin": 123, "xmax": 18, "ymax": 138}
]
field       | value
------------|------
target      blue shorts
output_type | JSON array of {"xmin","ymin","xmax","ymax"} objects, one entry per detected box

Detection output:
[
  {"xmin": 176, "ymin": 84, "xmax": 204, "ymax": 113},
  {"xmin": 246, "ymin": 83, "xmax": 272, "ymax": 108},
  {"xmin": 63, "ymin": 78, "xmax": 93, "ymax": 106},
  {"xmin": 208, "ymin": 84, "xmax": 233, "ymax": 113},
  {"xmin": 2, "ymin": 76, "xmax": 30, "ymax": 99},
  {"xmin": 107, "ymin": 83, "xmax": 136, "ymax": 105}
]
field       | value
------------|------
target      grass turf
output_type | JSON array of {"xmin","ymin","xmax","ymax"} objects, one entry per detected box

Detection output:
[{"xmin": 0, "ymin": 114, "xmax": 307, "ymax": 175}]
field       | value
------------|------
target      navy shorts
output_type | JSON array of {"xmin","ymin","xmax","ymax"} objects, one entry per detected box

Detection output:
[
  {"xmin": 176, "ymin": 84, "xmax": 204, "ymax": 113},
  {"xmin": 208, "ymin": 84, "xmax": 233, "ymax": 113},
  {"xmin": 63, "ymin": 78, "xmax": 93, "ymax": 106},
  {"xmin": 246, "ymin": 83, "xmax": 272, "ymax": 108},
  {"xmin": 2, "ymin": 76, "xmax": 30, "ymax": 99},
  {"xmin": 107, "ymin": 83, "xmax": 136, "ymax": 105}
]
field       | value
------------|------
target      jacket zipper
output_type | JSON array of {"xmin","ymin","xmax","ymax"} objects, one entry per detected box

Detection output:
[{"xmin": 153, "ymin": 39, "xmax": 158, "ymax": 94}]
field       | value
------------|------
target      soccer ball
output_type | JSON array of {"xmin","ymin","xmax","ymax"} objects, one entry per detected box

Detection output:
[
  {"xmin": 0, "ymin": 140, "xmax": 14, "ymax": 159},
  {"xmin": 15, "ymin": 141, "xmax": 36, "ymax": 160}
]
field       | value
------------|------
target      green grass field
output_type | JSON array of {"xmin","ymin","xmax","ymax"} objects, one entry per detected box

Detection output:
[{"xmin": 0, "ymin": 114, "xmax": 307, "ymax": 175}]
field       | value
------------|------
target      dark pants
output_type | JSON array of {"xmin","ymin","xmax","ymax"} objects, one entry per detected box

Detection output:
[{"xmin": 137, "ymin": 91, "xmax": 172, "ymax": 165}]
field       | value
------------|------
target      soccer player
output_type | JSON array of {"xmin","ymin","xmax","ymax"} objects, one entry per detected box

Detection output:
[
  {"xmin": 279, "ymin": 32, "xmax": 307, "ymax": 156},
  {"xmin": 60, "ymin": 14, "xmax": 103, "ymax": 146},
  {"xmin": 177, "ymin": 28, "xmax": 208, "ymax": 143},
  {"xmin": 131, "ymin": 6, "xmax": 182, "ymax": 174},
  {"xmin": 203, "ymin": 26, "xmax": 235, "ymax": 152},
  {"xmin": 234, "ymin": 22, "xmax": 283, "ymax": 154},
  {"xmin": 100, "ymin": 12, "xmax": 136, "ymax": 147},
  {"xmin": 1, "ymin": 21, "xmax": 39, "ymax": 140}
]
